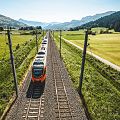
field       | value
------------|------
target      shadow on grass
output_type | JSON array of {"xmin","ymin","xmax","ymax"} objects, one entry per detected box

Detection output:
[{"xmin": 26, "ymin": 80, "xmax": 45, "ymax": 99}]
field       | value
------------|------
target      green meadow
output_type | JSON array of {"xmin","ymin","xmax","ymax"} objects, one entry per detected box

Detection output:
[
  {"xmin": 54, "ymin": 30, "xmax": 120, "ymax": 120},
  {"xmin": 0, "ymin": 30, "xmax": 42, "ymax": 116},
  {"xmin": 0, "ymin": 33, "xmax": 34, "ymax": 59},
  {"xmin": 62, "ymin": 29, "xmax": 120, "ymax": 66}
]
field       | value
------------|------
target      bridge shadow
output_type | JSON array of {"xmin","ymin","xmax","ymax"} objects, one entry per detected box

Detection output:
[{"xmin": 26, "ymin": 80, "xmax": 45, "ymax": 99}]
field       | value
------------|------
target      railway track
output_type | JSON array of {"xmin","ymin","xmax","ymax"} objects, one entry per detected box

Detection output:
[
  {"xmin": 5, "ymin": 32, "xmax": 87, "ymax": 120},
  {"xmin": 49, "ymin": 34, "xmax": 74, "ymax": 120},
  {"xmin": 22, "ymin": 82, "xmax": 45, "ymax": 120}
]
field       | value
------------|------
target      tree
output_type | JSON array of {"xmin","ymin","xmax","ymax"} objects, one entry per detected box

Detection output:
[
  {"xmin": 36, "ymin": 26, "xmax": 42, "ymax": 30},
  {"xmin": 114, "ymin": 21, "xmax": 120, "ymax": 32},
  {"xmin": 0, "ymin": 27, "xmax": 4, "ymax": 31}
]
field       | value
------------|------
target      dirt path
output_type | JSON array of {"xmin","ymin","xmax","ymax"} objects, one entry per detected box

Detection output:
[{"xmin": 62, "ymin": 37, "xmax": 120, "ymax": 72}]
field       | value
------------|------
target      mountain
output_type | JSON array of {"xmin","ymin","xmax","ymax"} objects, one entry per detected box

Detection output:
[
  {"xmin": 80, "ymin": 11, "xmax": 115, "ymax": 23},
  {"xmin": 18, "ymin": 18, "xmax": 60, "ymax": 28},
  {"xmin": 1, "ymin": 11, "xmax": 115, "ymax": 29},
  {"xmin": 73, "ymin": 11, "xmax": 120, "ymax": 32},
  {"xmin": 44, "ymin": 11, "xmax": 116, "ymax": 30},
  {"xmin": 18, "ymin": 18, "xmax": 47, "ymax": 27},
  {"xmin": 0, "ymin": 14, "xmax": 27, "ymax": 28}
]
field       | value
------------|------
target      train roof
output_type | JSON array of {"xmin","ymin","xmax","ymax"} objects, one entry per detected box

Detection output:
[{"xmin": 35, "ymin": 58, "xmax": 44, "ymax": 61}]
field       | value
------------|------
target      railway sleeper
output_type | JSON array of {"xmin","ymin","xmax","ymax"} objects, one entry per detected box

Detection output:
[
  {"xmin": 55, "ymin": 109, "xmax": 71, "ymax": 113},
  {"xmin": 56, "ymin": 113, "xmax": 72, "ymax": 118},
  {"xmin": 58, "ymin": 99, "xmax": 67, "ymax": 102}
]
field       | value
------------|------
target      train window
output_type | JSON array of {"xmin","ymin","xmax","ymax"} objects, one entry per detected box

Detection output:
[
  {"xmin": 41, "ymin": 47, "xmax": 45, "ymax": 50},
  {"xmin": 38, "ymin": 52, "xmax": 45, "ymax": 55},
  {"xmin": 33, "ymin": 68, "xmax": 43, "ymax": 77},
  {"xmin": 43, "ymin": 40, "xmax": 47, "ymax": 42},
  {"xmin": 36, "ymin": 56, "xmax": 44, "ymax": 58},
  {"xmin": 42, "ymin": 42, "xmax": 47, "ymax": 44},
  {"xmin": 33, "ymin": 62, "xmax": 44, "ymax": 65}
]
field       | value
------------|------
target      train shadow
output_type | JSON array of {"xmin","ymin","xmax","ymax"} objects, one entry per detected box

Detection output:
[{"xmin": 26, "ymin": 80, "xmax": 45, "ymax": 99}]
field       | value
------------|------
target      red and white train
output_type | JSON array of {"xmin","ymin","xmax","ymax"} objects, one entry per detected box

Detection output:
[{"xmin": 31, "ymin": 34, "xmax": 48, "ymax": 83}]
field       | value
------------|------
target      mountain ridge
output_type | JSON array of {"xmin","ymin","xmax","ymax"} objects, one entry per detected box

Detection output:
[
  {"xmin": 18, "ymin": 18, "xmax": 60, "ymax": 28},
  {"xmin": 0, "ymin": 14, "xmax": 27, "ymax": 28},
  {"xmin": 0, "ymin": 11, "xmax": 116, "ymax": 29},
  {"xmin": 75, "ymin": 11, "xmax": 120, "ymax": 32},
  {"xmin": 44, "ymin": 11, "xmax": 116, "ymax": 30}
]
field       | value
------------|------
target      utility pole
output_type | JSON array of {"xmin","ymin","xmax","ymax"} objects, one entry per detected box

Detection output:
[
  {"xmin": 35, "ymin": 30, "xmax": 38, "ymax": 53},
  {"xmin": 7, "ymin": 30, "xmax": 18, "ymax": 97},
  {"xmin": 53, "ymin": 30, "xmax": 54, "ymax": 41},
  {"xmin": 79, "ymin": 30, "xmax": 88, "ymax": 94},
  {"xmin": 60, "ymin": 30, "xmax": 62, "ymax": 58},
  {"xmin": 43, "ymin": 30, "xmax": 44, "ymax": 39}
]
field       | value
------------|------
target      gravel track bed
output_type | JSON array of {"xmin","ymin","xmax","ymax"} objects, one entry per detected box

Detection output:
[
  {"xmin": 5, "ymin": 70, "xmax": 32, "ymax": 120},
  {"xmin": 47, "ymin": 33, "xmax": 87, "ymax": 120},
  {"xmin": 5, "ymin": 32, "xmax": 87, "ymax": 120}
]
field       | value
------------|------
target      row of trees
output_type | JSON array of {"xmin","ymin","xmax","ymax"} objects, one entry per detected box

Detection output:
[
  {"xmin": 19, "ymin": 26, "xmax": 42, "ymax": 30},
  {"xmin": 0, "ymin": 26, "xmax": 42, "ymax": 31},
  {"xmin": 0, "ymin": 27, "xmax": 4, "ymax": 31}
]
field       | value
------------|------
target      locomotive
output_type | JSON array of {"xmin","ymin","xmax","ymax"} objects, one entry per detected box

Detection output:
[{"xmin": 31, "ymin": 34, "xmax": 48, "ymax": 83}]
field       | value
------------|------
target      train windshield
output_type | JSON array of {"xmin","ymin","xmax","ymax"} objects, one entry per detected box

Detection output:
[{"xmin": 33, "ymin": 68, "xmax": 43, "ymax": 78}]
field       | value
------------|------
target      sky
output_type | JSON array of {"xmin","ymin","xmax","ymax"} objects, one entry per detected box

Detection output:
[{"xmin": 0, "ymin": 0, "xmax": 120, "ymax": 23}]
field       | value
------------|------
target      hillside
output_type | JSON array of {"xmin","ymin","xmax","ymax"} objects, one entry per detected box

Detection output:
[
  {"xmin": 18, "ymin": 18, "xmax": 60, "ymax": 28},
  {"xmin": 73, "ymin": 11, "xmax": 120, "ymax": 32},
  {"xmin": 0, "ymin": 14, "xmax": 27, "ymax": 28},
  {"xmin": 18, "ymin": 18, "xmax": 48, "ymax": 27},
  {"xmin": 44, "ymin": 11, "xmax": 115, "ymax": 30}
]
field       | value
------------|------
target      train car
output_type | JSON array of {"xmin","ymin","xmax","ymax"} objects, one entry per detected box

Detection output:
[
  {"xmin": 32, "ymin": 58, "xmax": 46, "ymax": 82},
  {"xmin": 31, "ymin": 34, "xmax": 48, "ymax": 83}
]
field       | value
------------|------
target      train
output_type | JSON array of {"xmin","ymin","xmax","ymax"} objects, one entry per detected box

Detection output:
[{"xmin": 31, "ymin": 34, "xmax": 48, "ymax": 83}]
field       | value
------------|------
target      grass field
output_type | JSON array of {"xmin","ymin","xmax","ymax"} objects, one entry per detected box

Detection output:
[
  {"xmin": 0, "ymin": 33, "xmax": 34, "ymax": 59},
  {"xmin": 54, "ymin": 31, "xmax": 120, "ymax": 120},
  {"xmin": 62, "ymin": 30, "xmax": 120, "ymax": 66},
  {"xmin": 0, "ymin": 30, "xmax": 42, "ymax": 116}
]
